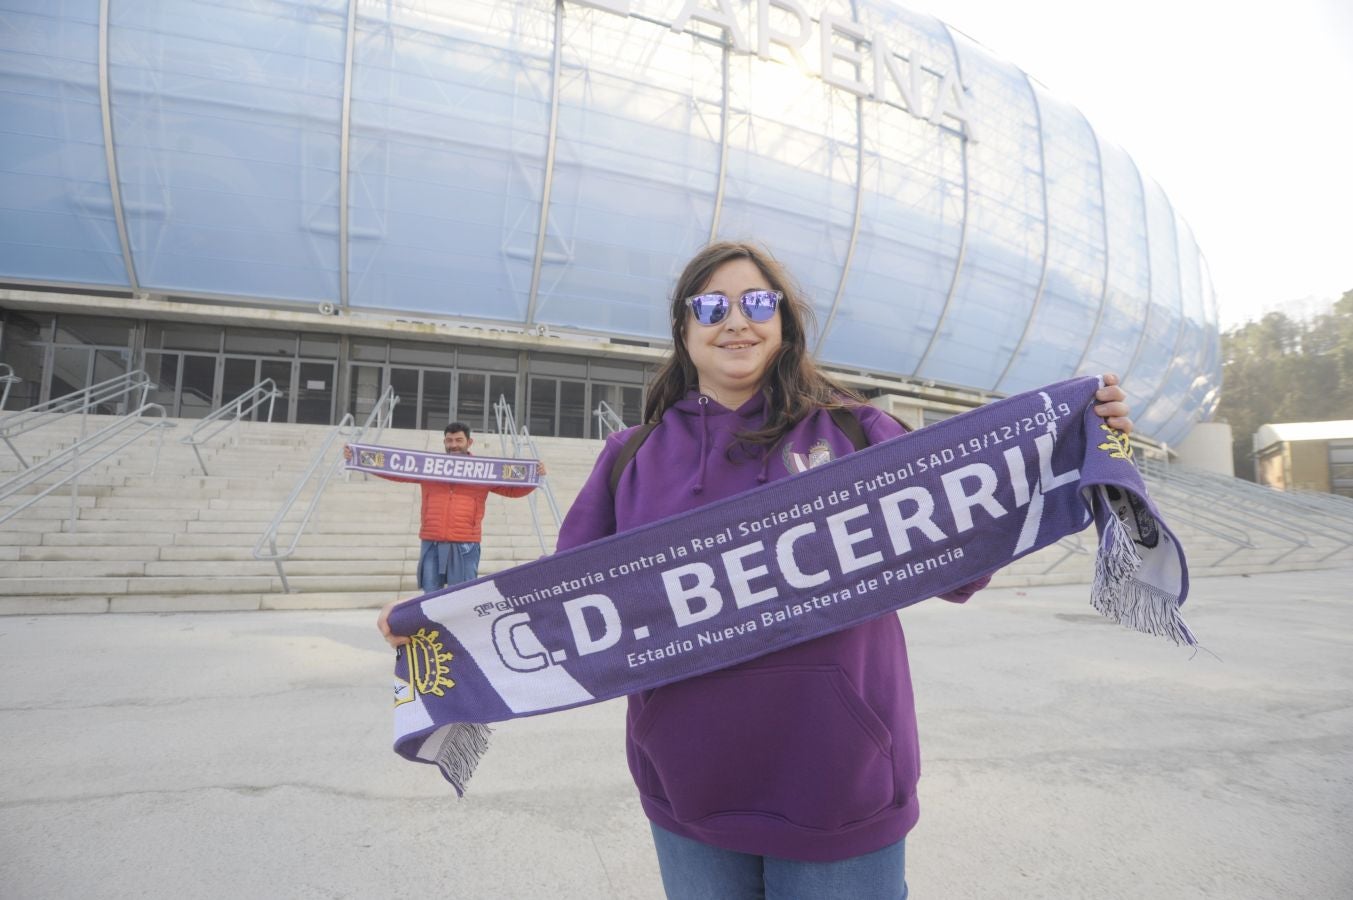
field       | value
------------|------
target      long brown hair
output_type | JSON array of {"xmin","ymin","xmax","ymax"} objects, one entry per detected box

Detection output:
[{"xmin": 643, "ymin": 240, "xmax": 861, "ymax": 449}]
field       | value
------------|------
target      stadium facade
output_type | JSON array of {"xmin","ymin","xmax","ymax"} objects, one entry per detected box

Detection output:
[{"xmin": 0, "ymin": 0, "xmax": 1220, "ymax": 445}]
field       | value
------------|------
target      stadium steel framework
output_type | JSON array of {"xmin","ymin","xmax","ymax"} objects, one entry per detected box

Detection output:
[{"xmin": 0, "ymin": 0, "xmax": 1219, "ymax": 444}]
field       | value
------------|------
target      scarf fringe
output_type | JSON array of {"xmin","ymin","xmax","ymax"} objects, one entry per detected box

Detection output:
[
  {"xmin": 1091, "ymin": 490, "xmax": 1195, "ymax": 646},
  {"xmin": 433, "ymin": 722, "xmax": 492, "ymax": 797}
]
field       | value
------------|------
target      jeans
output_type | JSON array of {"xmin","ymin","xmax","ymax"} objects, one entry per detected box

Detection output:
[
  {"xmin": 417, "ymin": 540, "xmax": 481, "ymax": 593},
  {"xmin": 650, "ymin": 823, "xmax": 908, "ymax": 900}
]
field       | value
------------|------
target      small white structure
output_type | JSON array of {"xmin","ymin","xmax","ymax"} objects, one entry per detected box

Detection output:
[{"xmin": 1253, "ymin": 420, "xmax": 1353, "ymax": 497}]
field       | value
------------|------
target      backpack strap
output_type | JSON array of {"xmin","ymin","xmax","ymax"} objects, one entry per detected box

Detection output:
[
  {"xmin": 827, "ymin": 406, "xmax": 870, "ymax": 452},
  {"xmin": 608, "ymin": 423, "xmax": 659, "ymax": 495}
]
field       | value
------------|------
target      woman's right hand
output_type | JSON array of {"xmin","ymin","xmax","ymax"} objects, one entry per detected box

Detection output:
[{"xmin": 377, "ymin": 598, "xmax": 410, "ymax": 648}]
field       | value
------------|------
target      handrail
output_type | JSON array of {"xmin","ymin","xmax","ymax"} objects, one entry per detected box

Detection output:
[
  {"xmin": 1142, "ymin": 459, "xmax": 1321, "ymax": 538},
  {"xmin": 364, "ymin": 383, "xmax": 399, "ymax": 438},
  {"xmin": 519, "ymin": 426, "xmax": 563, "ymax": 526},
  {"xmin": 494, "ymin": 394, "xmax": 519, "ymax": 456},
  {"xmin": 1141, "ymin": 458, "xmax": 1352, "ymax": 562},
  {"xmin": 0, "ymin": 403, "xmax": 174, "ymax": 531},
  {"xmin": 179, "ymin": 378, "xmax": 283, "ymax": 475},
  {"xmin": 492, "ymin": 394, "xmax": 560, "ymax": 555},
  {"xmin": 0, "ymin": 364, "xmax": 19, "ymax": 412},
  {"xmin": 1138, "ymin": 466, "xmax": 1266, "ymax": 560},
  {"xmin": 1287, "ymin": 488, "xmax": 1353, "ymax": 524},
  {"xmin": 594, "ymin": 400, "xmax": 626, "ymax": 438},
  {"xmin": 253, "ymin": 385, "xmax": 399, "ymax": 592},
  {"xmin": 343, "ymin": 383, "xmax": 399, "ymax": 484},
  {"xmin": 0, "ymin": 369, "xmax": 153, "ymax": 468}
]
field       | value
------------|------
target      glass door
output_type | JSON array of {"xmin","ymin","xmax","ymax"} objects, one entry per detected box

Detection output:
[
  {"xmin": 590, "ymin": 382, "xmax": 644, "ymax": 433},
  {"xmin": 559, "ymin": 380, "xmax": 586, "ymax": 437},
  {"xmin": 180, "ymin": 354, "xmax": 218, "ymax": 419},
  {"xmin": 224, "ymin": 358, "xmax": 295, "ymax": 421},
  {"xmin": 420, "ymin": 370, "xmax": 452, "ymax": 431},
  {"xmin": 296, "ymin": 362, "xmax": 335, "ymax": 424},
  {"xmin": 527, "ymin": 377, "xmax": 557, "ymax": 436},
  {"xmin": 388, "ymin": 367, "xmax": 419, "ymax": 429},
  {"xmin": 457, "ymin": 371, "xmax": 517, "ymax": 434},
  {"xmin": 348, "ymin": 364, "xmax": 384, "ymax": 424},
  {"xmin": 259, "ymin": 360, "xmax": 295, "ymax": 422}
]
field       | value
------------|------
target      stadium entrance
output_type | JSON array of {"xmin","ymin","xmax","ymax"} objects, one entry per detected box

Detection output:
[{"xmin": 0, "ymin": 308, "xmax": 652, "ymax": 439}]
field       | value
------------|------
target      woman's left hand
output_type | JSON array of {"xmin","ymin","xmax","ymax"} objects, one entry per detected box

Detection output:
[{"xmin": 1094, "ymin": 373, "xmax": 1133, "ymax": 435}]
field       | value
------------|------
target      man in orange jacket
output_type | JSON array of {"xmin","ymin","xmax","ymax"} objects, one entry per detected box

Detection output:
[{"xmin": 353, "ymin": 421, "xmax": 546, "ymax": 593}]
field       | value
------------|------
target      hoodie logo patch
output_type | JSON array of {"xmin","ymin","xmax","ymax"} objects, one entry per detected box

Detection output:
[{"xmin": 783, "ymin": 439, "xmax": 833, "ymax": 474}]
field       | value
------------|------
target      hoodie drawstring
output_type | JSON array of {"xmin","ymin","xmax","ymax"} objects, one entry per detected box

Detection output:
[
  {"xmin": 693, "ymin": 394, "xmax": 710, "ymax": 494},
  {"xmin": 756, "ymin": 447, "xmax": 772, "ymax": 484}
]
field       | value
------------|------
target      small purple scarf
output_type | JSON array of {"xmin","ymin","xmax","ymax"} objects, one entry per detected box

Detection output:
[
  {"xmin": 345, "ymin": 443, "xmax": 540, "ymax": 487},
  {"xmin": 388, "ymin": 377, "xmax": 1192, "ymax": 792}
]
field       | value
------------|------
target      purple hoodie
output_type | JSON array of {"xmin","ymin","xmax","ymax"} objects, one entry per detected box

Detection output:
[{"xmin": 557, "ymin": 390, "xmax": 989, "ymax": 862}]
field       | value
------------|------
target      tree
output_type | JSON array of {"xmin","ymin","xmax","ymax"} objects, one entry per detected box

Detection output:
[{"xmin": 1213, "ymin": 291, "xmax": 1353, "ymax": 479}]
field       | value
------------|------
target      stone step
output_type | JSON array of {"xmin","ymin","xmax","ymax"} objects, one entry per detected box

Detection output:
[
  {"xmin": 204, "ymin": 497, "xmax": 333, "ymax": 511},
  {"xmin": 0, "ymin": 572, "xmax": 406, "ymax": 597},
  {"xmin": 154, "ymin": 544, "xmax": 417, "ymax": 562},
  {"xmin": 0, "ymin": 590, "xmax": 405, "ymax": 615},
  {"xmin": 52, "ymin": 508, "xmax": 198, "ymax": 523},
  {"xmin": 92, "ymin": 495, "xmax": 214, "ymax": 510},
  {"xmin": 172, "ymin": 531, "xmax": 408, "ymax": 548},
  {"xmin": 0, "ymin": 557, "xmax": 408, "ymax": 579},
  {"xmin": 5, "ymin": 488, "xmax": 105, "ymax": 503},
  {"xmin": 183, "ymin": 521, "xmax": 296, "ymax": 534},
  {"xmin": 39, "ymin": 531, "xmax": 179, "ymax": 546},
  {"xmin": 49, "ymin": 517, "xmax": 189, "ymax": 533},
  {"xmin": 0, "ymin": 517, "xmax": 62, "ymax": 532},
  {"xmin": 3, "ymin": 560, "xmax": 148, "ymax": 578},
  {"xmin": 18, "ymin": 545, "xmax": 165, "ymax": 561},
  {"xmin": 142, "ymin": 559, "xmax": 406, "ymax": 577},
  {"xmin": 0, "ymin": 576, "xmax": 137, "ymax": 596},
  {"xmin": 196, "ymin": 507, "xmax": 409, "ymax": 524}
]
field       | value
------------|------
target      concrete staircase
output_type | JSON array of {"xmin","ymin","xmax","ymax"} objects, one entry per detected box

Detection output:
[
  {"xmin": 0, "ymin": 417, "xmax": 600, "ymax": 614},
  {"xmin": 2, "ymin": 415, "xmax": 1350, "ymax": 614}
]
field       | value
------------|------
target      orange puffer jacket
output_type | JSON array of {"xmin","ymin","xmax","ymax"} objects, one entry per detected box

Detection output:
[
  {"xmin": 377, "ymin": 455, "xmax": 536, "ymax": 543},
  {"xmin": 414, "ymin": 479, "xmax": 533, "ymax": 542}
]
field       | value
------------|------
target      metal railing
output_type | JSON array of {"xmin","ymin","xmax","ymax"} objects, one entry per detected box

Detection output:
[
  {"xmin": 179, "ymin": 378, "xmax": 283, "ymax": 475},
  {"xmin": 0, "ymin": 364, "xmax": 19, "ymax": 412},
  {"xmin": 344, "ymin": 387, "xmax": 399, "ymax": 484},
  {"xmin": 1285, "ymin": 487, "xmax": 1353, "ymax": 526},
  {"xmin": 493, "ymin": 394, "xmax": 561, "ymax": 555},
  {"xmin": 1140, "ymin": 458, "xmax": 1352, "ymax": 564},
  {"xmin": 0, "ymin": 370, "xmax": 154, "ymax": 468},
  {"xmin": 253, "ymin": 385, "xmax": 399, "ymax": 592},
  {"xmin": 0, "ymin": 402, "xmax": 174, "ymax": 531},
  {"xmin": 493, "ymin": 394, "xmax": 520, "ymax": 455},
  {"xmin": 594, "ymin": 400, "xmax": 626, "ymax": 438}
]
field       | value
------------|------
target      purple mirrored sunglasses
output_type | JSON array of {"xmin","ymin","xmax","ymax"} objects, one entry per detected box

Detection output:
[{"xmin": 684, "ymin": 289, "xmax": 783, "ymax": 326}]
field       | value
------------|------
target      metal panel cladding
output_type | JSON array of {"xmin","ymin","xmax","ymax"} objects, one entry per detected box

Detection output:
[{"xmin": 0, "ymin": 0, "xmax": 1222, "ymax": 444}]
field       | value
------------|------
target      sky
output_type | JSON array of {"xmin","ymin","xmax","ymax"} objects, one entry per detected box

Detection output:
[{"xmin": 904, "ymin": 0, "xmax": 1353, "ymax": 329}]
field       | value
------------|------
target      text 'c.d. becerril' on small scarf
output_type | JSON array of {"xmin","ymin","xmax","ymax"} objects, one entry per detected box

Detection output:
[
  {"xmin": 385, "ymin": 376, "xmax": 1193, "ymax": 794},
  {"xmin": 345, "ymin": 444, "xmax": 541, "ymax": 487}
]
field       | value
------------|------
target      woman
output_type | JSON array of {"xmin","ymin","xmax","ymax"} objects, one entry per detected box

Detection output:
[{"xmin": 552, "ymin": 241, "xmax": 1134, "ymax": 899}]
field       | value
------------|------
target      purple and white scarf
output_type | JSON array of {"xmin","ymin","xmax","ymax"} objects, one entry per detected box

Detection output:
[
  {"xmin": 387, "ymin": 376, "xmax": 1191, "ymax": 792},
  {"xmin": 345, "ymin": 443, "xmax": 540, "ymax": 487}
]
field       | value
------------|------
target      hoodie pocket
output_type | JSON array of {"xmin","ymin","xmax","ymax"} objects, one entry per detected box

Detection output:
[{"xmin": 631, "ymin": 664, "xmax": 896, "ymax": 831}]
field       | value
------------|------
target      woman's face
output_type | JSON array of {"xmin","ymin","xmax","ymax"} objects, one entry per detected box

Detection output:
[{"xmin": 682, "ymin": 257, "xmax": 783, "ymax": 408}]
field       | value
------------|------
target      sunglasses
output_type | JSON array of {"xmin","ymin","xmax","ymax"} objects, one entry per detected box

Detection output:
[{"xmin": 685, "ymin": 289, "xmax": 783, "ymax": 326}]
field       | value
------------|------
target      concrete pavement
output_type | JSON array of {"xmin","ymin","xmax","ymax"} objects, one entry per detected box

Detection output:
[{"xmin": 1, "ymin": 567, "xmax": 1350, "ymax": 899}]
